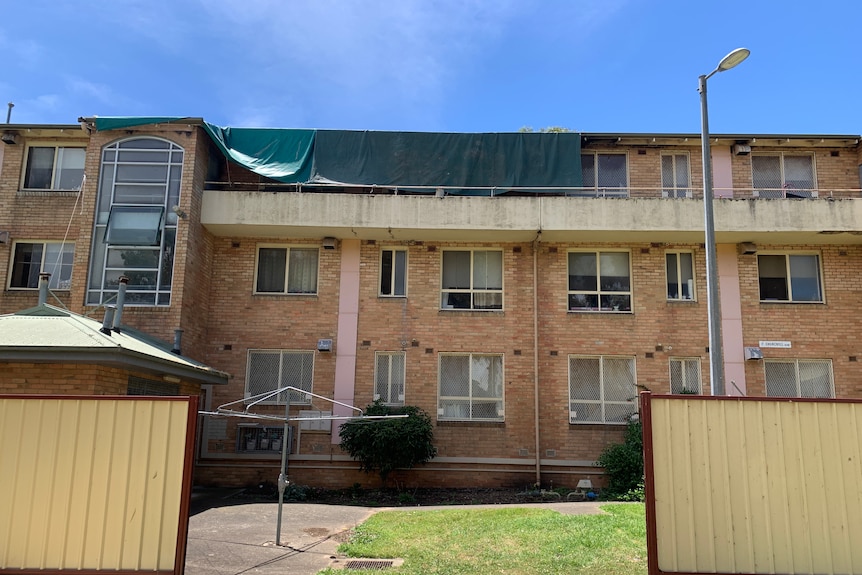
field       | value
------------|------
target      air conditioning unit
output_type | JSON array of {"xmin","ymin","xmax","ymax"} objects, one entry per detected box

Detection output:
[
  {"xmin": 744, "ymin": 347, "xmax": 763, "ymax": 361},
  {"xmin": 733, "ymin": 144, "xmax": 751, "ymax": 155}
]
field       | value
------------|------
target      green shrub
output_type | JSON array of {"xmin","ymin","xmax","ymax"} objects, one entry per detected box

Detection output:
[
  {"xmin": 595, "ymin": 420, "xmax": 643, "ymax": 500},
  {"xmin": 339, "ymin": 401, "xmax": 437, "ymax": 486}
]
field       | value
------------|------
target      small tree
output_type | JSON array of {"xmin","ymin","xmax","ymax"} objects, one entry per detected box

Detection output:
[
  {"xmin": 339, "ymin": 401, "xmax": 437, "ymax": 486},
  {"xmin": 595, "ymin": 419, "xmax": 643, "ymax": 500}
]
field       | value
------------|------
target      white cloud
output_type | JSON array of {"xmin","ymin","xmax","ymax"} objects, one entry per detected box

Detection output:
[
  {"xmin": 194, "ymin": 0, "xmax": 522, "ymax": 124},
  {"xmin": 66, "ymin": 78, "xmax": 120, "ymax": 105}
]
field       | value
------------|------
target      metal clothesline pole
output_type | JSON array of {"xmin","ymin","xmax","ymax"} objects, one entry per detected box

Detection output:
[{"xmin": 199, "ymin": 386, "xmax": 406, "ymax": 546}]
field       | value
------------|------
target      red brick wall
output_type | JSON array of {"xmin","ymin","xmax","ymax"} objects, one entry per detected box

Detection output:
[
  {"xmin": 0, "ymin": 129, "xmax": 88, "ymax": 314},
  {"xmin": 738, "ymin": 245, "xmax": 862, "ymax": 397},
  {"xmin": 0, "ymin": 363, "xmax": 201, "ymax": 396},
  {"xmin": 200, "ymin": 236, "xmax": 342, "ymax": 438},
  {"xmin": 731, "ymin": 147, "xmax": 859, "ymax": 198}
]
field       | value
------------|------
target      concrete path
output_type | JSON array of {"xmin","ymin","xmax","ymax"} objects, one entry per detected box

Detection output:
[{"xmin": 185, "ymin": 492, "xmax": 608, "ymax": 575}]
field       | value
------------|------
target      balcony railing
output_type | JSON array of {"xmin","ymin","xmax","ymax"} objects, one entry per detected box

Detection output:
[{"xmin": 204, "ymin": 180, "xmax": 862, "ymax": 200}]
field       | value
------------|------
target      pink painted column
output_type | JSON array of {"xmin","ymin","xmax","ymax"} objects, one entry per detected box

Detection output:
[
  {"xmin": 712, "ymin": 146, "xmax": 734, "ymax": 198},
  {"xmin": 331, "ymin": 239, "xmax": 361, "ymax": 443},
  {"xmin": 717, "ymin": 245, "xmax": 745, "ymax": 395},
  {"xmin": 711, "ymin": 145, "xmax": 745, "ymax": 394}
]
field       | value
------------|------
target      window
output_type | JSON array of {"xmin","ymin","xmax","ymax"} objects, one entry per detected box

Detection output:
[
  {"xmin": 765, "ymin": 360, "xmax": 833, "ymax": 398},
  {"xmin": 661, "ymin": 153, "xmax": 691, "ymax": 198},
  {"xmin": 375, "ymin": 352, "xmax": 405, "ymax": 405},
  {"xmin": 578, "ymin": 153, "xmax": 628, "ymax": 197},
  {"xmin": 438, "ymin": 353, "xmax": 503, "ymax": 421},
  {"xmin": 246, "ymin": 350, "xmax": 314, "ymax": 404},
  {"xmin": 752, "ymin": 154, "xmax": 816, "ymax": 198},
  {"xmin": 380, "ymin": 248, "xmax": 407, "ymax": 297},
  {"xmin": 22, "ymin": 146, "xmax": 85, "ymax": 190},
  {"xmin": 568, "ymin": 251, "xmax": 631, "ymax": 312},
  {"xmin": 757, "ymin": 254, "xmax": 822, "ymax": 302},
  {"xmin": 670, "ymin": 358, "xmax": 702, "ymax": 394},
  {"xmin": 255, "ymin": 246, "xmax": 319, "ymax": 294},
  {"xmin": 441, "ymin": 250, "xmax": 503, "ymax": 310},
  {"xmin": 87, "ymin": 138, "xmax": 183, "ymax": 306},
  {"xmin": 569, "ymin": 355, "xmax": 636, "ymax": 424},
  {"xmin": 104, "ymin": 205, "xmax": 165, "ymax": 246},
  {"xmin": 666, "ymin": 251, "xmax": 695, "ymax": 300},
  {"xmin": 9, "ymin": 241, "xmax": 74, "ymax": 290}
]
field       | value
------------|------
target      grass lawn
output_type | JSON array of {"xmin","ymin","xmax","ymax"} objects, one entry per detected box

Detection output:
[{"xmin": 322, "ymin": 503, "xmax": 646, "ymax": 575}]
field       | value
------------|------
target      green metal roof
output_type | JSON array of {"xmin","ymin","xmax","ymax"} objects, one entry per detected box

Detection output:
[{"xmin": 0, "ymin": 305, "xmax": 229, "ymax": 385}]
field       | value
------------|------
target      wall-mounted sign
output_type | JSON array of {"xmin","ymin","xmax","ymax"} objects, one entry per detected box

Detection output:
[{"xmin": 759, "ymin": 340, "xmax": 791, "ymax": 349}]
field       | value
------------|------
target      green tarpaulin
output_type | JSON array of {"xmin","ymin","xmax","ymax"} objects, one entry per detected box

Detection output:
[
  {"xmin": 203, "ymin": 125, "xmax": 315, "ymax": 182},
  {"xmin": 93, "ymin": 117, "xmax": 582, "ymax": 195}
]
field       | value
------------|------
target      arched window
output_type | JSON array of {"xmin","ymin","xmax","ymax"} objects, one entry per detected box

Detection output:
[{"xmin": 87, "ymin": 137, "xmax": 183, "ymax": 306}]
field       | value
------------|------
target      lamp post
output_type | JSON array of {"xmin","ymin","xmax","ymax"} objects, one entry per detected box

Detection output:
[{"xmin": 699, "ymin": 48, "xmax": 749, "ymax": 396}]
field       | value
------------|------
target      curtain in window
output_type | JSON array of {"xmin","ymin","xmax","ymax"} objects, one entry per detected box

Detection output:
[
  {"xmin": 789, "ymin": 255, "xmax": 821, "ymax": 301},
  {"xmin": 287, "ymin": 248, "xmax": 318, "ymax": 293},
  {"xmin": 257, "ymin": 248, "xmax": 287, "ymax": 292},
  {"xmin": 280, "ymin": 351, "xmax": 314, "ymax": 403},
  {"xmin": 472, "ymin": 251, "xmax": 502, "ymax": 290},
  {"xmin": 765, "ymin": 362, "xmax": 797, "ymax": 396},
  {"xmin": 798, "ymin": 361, "xmax": 831, "ymax": 398},
  {"xmin": 758, "ymin": 255, "xmax": 788, "ymax": 300},
  {"xmin": 599, "ymin": 252, "xmax": 630, "ymax": 291},
  {"xmin": 783, "ymin": 156, "xmax": 814, "ymax": 189},
  {"xmin": 44, "ymin": 244, "xmax": 74, "ymax": 289},
  {"xmin": 568, "ymin": 253, "xmax": 597, "ymax": 291},
  {"xmin": 471, "ymin": 355, "xmax": 502, "ymax": 398},
  {"xmin": 442, "ymin": 251, "xmax": 471, "ymax": 289},
  {"xmin": 56, "ymin": 148, "xmax": 85, "ymax": 189},
  {"xmin": 581, "ymin": 155, "xmax": 596, "ymax": 188},
  {"xmin": 752, "ymin": 156, "xmax": 781, "ymax": 190},
  {"xmin": 597, "ymin": 154, "xmax": 627, "ymax": 188},
  {"xmin": 24, "ymin": 148, "xmax": 55, "ymax": 189}
]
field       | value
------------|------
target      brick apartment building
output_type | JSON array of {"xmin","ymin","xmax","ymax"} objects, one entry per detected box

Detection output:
[{"xmin": 1, "ymin": 118, "xmax": 860, "ymax": 489}]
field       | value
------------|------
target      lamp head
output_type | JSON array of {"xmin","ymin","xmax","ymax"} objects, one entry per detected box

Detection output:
[{"xmin": 717, "ymin": 48, "xmax": 750, "ymax": 72}]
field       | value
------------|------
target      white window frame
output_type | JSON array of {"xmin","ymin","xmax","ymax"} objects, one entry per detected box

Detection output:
[
  {"xmin": 578, "ymin": 152, "xmax": 629, "ymax": 197},
  {"xmin": 440, "ymin": 249, "xmax": 504, "ymax": 311},
  {"xmin": 661, "ymin": 152, "xmax": 692, "ymax": 198},
  {"xmin": 21, "ymin": 144, "xmax": 86, "ymax": 191},
  {"xmin": 245, "ymin": 349, "xmax": 315, "ymax": 405},
  {"xmin": 374, "ymin": 351, "xmax": 406, "ymax": 405},
  {"xmin": 8, "ymin": 241, "xmax": 74, "ymax": 290},
  {"xmin": 568, "ymin": 355, "xmax": 637, "ymax": 425},
  {"xmin": 254, "ymin": 244, "xmax": 320, "ymax": 295},
  {"xmin": 438, "ymin": 353, "xmax": 504, "ymax": 422},
  {"xmin": 764, "ymin": 359, "xmax": 834, "ymax": 398},
  {"xmin": 567, "ymin": 250, "xmax": 632, "ymax": 313},
  {"xmin": 87, "ymin": 137, "xmax": 182, "ymax": 307},
  {"xmin": 751, "ymin": 153, "xmax": 817, "ymax": 198},
  {"xmin": 757, "ymin": 252, "xmax": 824, "ymax": 303},
  {"xmin": 665, "ymin": 250, "xmax": 696, "ymax": 301},
  {"xmin": 379, "ymin": 247, "xmax": 407, "ymax": 297},
  {"xmin": 669, "ymin": 357, "xmax": 702, "ymax": 394}
]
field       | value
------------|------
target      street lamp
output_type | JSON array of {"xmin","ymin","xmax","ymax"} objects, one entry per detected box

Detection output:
[{"xmin": 699, "ymin": 47, "xmax": 749, "ymax": 396}]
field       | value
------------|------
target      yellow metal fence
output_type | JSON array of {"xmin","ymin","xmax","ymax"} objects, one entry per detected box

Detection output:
[
  {"xmin": 643, "ymin": 394, "xmax": 862, "ymax": 575},
  {"xmin": 0, "ymin": 396, "xmax": 196, "ymax": 574}
]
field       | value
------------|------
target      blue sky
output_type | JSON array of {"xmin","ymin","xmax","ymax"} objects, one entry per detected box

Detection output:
[{"xmin": 2, "ymin": 1, "xmax": 860, "ymax": 135}]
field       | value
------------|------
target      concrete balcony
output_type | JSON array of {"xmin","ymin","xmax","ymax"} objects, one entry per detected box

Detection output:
[{"xmin": 201, "ymin": 191, "xmax": 862, "ymax": 245}]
